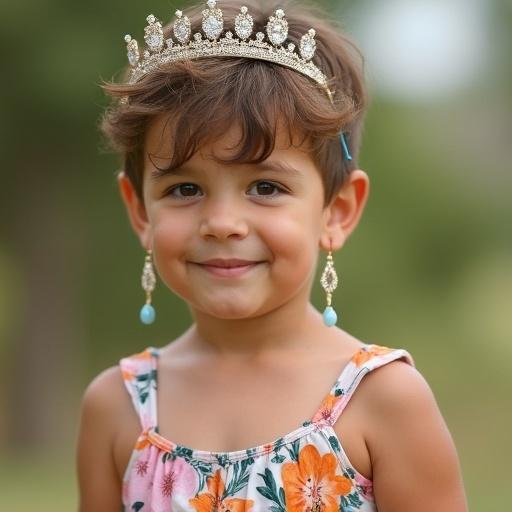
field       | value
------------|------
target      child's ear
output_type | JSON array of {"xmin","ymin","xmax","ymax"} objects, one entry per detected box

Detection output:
[
  {"xmin": 117, "ymin": 171, "xmax": 152, "ymax": 250},
  {"xmin": 319, "ymin": 169, "xmax": 370, "ymax": 251}
]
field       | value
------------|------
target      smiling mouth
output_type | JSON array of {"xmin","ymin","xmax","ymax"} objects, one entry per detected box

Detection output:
[{"xmin": 193, "ymin": 261, "xmax": 263, "ymax": 278}]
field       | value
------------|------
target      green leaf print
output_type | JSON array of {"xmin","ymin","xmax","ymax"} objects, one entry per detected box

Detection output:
[
  {"xmin": 188, "ymin": 458, "xmax": 214, "ymax": 495},
  {"xmin": 241, "ymin": 454, "xmax": 255, "ymax": 472},
  {"xmin": 215, "ymin": 453, "xmax": 230, "ymax": 467},
  {"xmin": 340, "ymin": 490, "xmax": 364, "ymax": 509},
  {"xmin": 222, "ymin": 459, "xmax": 251, "ymax": 498},
  {"xmin": 256, "ymin": 468, "xmax": 286, "ymax": 512},
  {"xmin": 349, "ymin": 492, "xmax": 364, "ymax": 507},
  {"xmin": 174, "ymin": 445, "xmax": 194, "ymax": 459},
  {"xmin": 279, "ymin": 487, "xmax": 285, "ymax": 505},
  {"xmin": 135, "ymin": 370, "xmax": 157, "ymax": 405},
  {"xmin": 193, "ymin": 460, "xmax": 214, "ymax": 475},
  {"xmin": 131, "ymin": 501, "xmax": 144, "ymax": 511},
  {"xmin": 136, "ymin": 370, "xmax": 157, "ymax": 383},
  {"xmin": 270, "ymin": 438, "xmax": 287, "ymax": 463},
  {"xmin": 328, "ymin": 434, "xmax": 341, "ymax": 452},
  {"xmin": 274, "ymin": 437, "xmax": 285, "ymax": 449},
  {"xmin": 284, "ymin": 438, "xmax": 301, "ymax": 462},
  {"xmin": 344, "ymin": 467, "xmax": 356, "ymax": 480},
  {"xmin": 243, "ymin": 448, "xmax": 257, "ymax": 465},
  {"xmin": 271, "ymin": 452, "xmax": 286, "ymax": 463}
]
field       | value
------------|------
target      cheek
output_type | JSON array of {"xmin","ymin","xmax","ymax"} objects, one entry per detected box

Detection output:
[
  {"xmin": 260, "ymin": 207, "xmax": 321, "ymax": 277},
  {"xmin": 148, "ymin": 211, "xmax": 192, "ymax": 290}
]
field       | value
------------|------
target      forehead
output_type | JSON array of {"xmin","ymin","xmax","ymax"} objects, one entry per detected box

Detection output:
[{"xmin": 143, "ymin": 112, "xmax": 317, "ymax": 175}]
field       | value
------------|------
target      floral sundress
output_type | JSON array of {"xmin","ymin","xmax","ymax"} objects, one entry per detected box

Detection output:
[{"xmin": 119, "ymin": 342, "xmax": 415, "ymax": 511}]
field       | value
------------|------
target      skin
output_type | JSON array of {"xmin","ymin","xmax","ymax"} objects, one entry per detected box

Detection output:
[{"xmin": 76, "ymin": 113, "xmax": 468, "ymax": 511}]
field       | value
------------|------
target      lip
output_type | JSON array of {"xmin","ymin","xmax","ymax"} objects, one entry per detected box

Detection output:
[
  {"xmin": 198, "ymin": 258, "xmax": 260, "ymax": 267},
  {"xmin": 193, "ymin": 260, "xmax": 263, "ymax": 278}
]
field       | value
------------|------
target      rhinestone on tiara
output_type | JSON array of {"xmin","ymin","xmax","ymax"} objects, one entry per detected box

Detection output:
[
  {"xmin": 173, "ymin": 10, "xmax": 191, "ymax": 44},
  {"xmin": 266, "ymin": 8, "xmax": 288, "ymax": 46},
  {"xmin": 234, "ymin": 6, "xmax": 253, "ymax": 41},
  {"xmin": 202, "ymin": 0, "xmax": 224, "ymax": 40},
  {"xmin": 144, "ymin": 14, "xmax": 164, "ymax": 53},
  {"xmin": 300, "ymin": 29, "xmax": 317, "ymax": 61},
  {"xmin": 124, "ymin": 35, "xmax": 140, "ymax": 66},
  {"xmin": 122, "ymin": 1, "xmax": 334, "ymax": 103}
]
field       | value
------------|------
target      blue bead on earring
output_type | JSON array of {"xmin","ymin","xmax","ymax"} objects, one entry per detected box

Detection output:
[
  {"xmin": 140, "ymin": 249, "xmax": 156, "ymax": 325},
  {"xmin": 320, "ymin": 240, "xmax": 339, "ymax": 327}
]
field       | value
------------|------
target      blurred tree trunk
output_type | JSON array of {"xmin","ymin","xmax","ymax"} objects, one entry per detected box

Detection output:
[{"xmin": 4, "ymin": 157, "xmax": 85, "ymax": 454}]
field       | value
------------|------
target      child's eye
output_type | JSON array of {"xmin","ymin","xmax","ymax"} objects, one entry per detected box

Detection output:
[
  {"xmin": 166, "ymin": 183, "xmax": 202, "ymax": 199},
  {"xmin": 164, "ymin": 181, "xmax": 286, "ymax": 200},
  {"xmin": 247, "ymin": 181, "xmax": 287, "ymax": 198}
]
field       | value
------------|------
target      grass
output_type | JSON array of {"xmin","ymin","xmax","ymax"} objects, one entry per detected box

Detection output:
[{"xmin": 0, "ymin": 451, "xmax": 77, "ymax": 512}]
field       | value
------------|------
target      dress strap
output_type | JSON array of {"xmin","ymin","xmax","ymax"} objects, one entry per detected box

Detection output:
[
  {"xmin": 119, "ymin": 346, "xmax": 159, "ymax": 431},
  {"xmin": 312, "ymin": 343, "xmax": 415, "ymax": 427}
]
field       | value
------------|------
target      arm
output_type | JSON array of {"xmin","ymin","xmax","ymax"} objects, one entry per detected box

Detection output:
[
  {"xmin": 365, "ymin": 360, "xmax": 468, "ymax": 511},
  {"xmin": 76, "ymin": 367, "xmax": 124, "ymax": 512}
]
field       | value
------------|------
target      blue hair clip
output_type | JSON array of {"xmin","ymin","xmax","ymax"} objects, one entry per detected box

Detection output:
[{"xmin": 339, "ymin": 132, "xmax": 352, "ymax": 161}]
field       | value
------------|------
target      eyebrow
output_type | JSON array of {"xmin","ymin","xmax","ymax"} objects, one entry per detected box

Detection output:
[{"xmin": 149, "ymin": 160, "xmax": 303, "ymax": 181}]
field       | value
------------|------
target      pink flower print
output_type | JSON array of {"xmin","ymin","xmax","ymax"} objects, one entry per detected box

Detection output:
[
  {"xmin": 355, "ymin": 472, "xmax": 374, "ymax": 501},
  {"xmin": 151, "ymin": 456, "xmax": 199, "ymax": 512},
  {"xmin": 125, "ymin": 445, "xmax": 160, "ymax": 505},
  {"xmin": 135, "ymin": 459, "xmax": 149, "ymax": 477},
  {"xmin": 161, "ymin": 471, "xmax": 176, "ymax": 497}
]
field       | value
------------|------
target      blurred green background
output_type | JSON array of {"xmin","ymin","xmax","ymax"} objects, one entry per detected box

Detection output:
[{"xmin": 0, "ymin": 0, "xmax": 510, "ymax": 509}]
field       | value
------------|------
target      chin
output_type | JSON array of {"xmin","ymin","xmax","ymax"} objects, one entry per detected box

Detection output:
[
  {"xmin": 206, "ymin": 306, "xmax": 259, "ymax": 320},
  {"xmin": 196, "ymin": 298, "xmax": 264, "ymax": 320}
]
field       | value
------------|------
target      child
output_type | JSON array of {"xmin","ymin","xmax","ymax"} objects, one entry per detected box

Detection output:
[{"xmin": 77, "ymin": 1, "xmax": 468, "ymax": 510}]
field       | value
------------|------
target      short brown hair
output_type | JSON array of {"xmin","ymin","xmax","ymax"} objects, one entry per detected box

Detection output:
[{"xmin": 99, "ymin": 0, "xmax": 368, "ymax": 207}]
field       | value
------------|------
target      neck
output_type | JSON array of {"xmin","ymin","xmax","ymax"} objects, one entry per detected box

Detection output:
[{"xmin": 185, "ymin": 291, "xmax": 327, "ymax": 361}]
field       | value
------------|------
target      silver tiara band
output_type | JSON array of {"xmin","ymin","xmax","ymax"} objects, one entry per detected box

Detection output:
[{"xmin": 122, "ymin": 1, "xmax": 334, "ymax": 104}]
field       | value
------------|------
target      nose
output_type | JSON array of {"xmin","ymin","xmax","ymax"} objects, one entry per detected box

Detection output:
[{"xmin": 198, "ymin": 195, "xmax": 249, "ymax": 240}]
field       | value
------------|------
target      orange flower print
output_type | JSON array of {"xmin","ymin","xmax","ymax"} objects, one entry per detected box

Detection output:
[
  {"xmin": 121, "ymin": 369, "xmax": 135, "ymax": 381},
  {"xmin": 189, "ymin": 469, "xmax": 254, "ymax": 511},
  {"xmin": 352, "ymin": 345, "xmax": 394, "ymax": 367},
  {"xmin": 133, "ymin": 349, "xmax": 153, "ymax": 360},
  {"xmin": 282, "ymin": 444, "xmax": 352, "ymax": 511},
  {"xmin": 311, "ymin": 394, "xmax": 342, "ymax": 424}
]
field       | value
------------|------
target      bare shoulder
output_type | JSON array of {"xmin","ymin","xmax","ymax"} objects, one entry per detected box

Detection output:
[
  {"xmin": 360, "ymin": 358, "xmax": 432, "ymax": 415},
  {"xmin": 359, "ymin": 359, "xmax": 468, "ymax": 511},
  {"xmin": 76, "ymin": 365, "xmax": 128, "ymax": 512},
  {"xmin": 79, "ymin": 365, "xmax": 131, "ymax": 441},
  {"xmin": 81, "ymin": 365, "xmax": 128, "ymax": 415}
]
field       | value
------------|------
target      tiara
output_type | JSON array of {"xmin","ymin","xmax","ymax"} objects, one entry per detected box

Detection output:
[{"xmin": 122, "ymin": 1, "xmax": 334, "ymax": 103}]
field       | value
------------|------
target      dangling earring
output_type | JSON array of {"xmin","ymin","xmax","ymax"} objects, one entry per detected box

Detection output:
[
  {"xmin": 320, "ymin": 240, "xmax": 339, "ymax": 327},
  {"xmin": 140, "ymin": 249, "xmax": 156, "ymax": 324}
]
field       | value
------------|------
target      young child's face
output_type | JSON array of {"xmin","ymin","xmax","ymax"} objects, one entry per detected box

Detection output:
[{"xmin": 129, "ymin": 113, "xmax": 333, "ymax": 320}]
